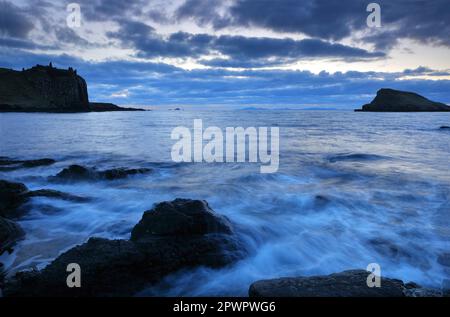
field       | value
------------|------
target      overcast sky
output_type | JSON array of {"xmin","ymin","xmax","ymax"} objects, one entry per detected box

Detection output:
[{"xmin": 1, "ymin": 0, "xmax": 449, "ymax": 108}]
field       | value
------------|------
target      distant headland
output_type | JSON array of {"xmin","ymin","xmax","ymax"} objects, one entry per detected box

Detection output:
[
  {"xmin": 355, "ymin": 88, "xmax": 450, "ymax": 112},
  {"xmin": 0, "ymin": 63, "xmax": 144, "ymax": 113}
]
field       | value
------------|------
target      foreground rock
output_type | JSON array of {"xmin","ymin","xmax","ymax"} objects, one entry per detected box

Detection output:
[
  {"xmin": 0, "ymin": 217, "xmax": 25, "ymax": 255},
  {"xmin": 0, "ymin": 179, "xmax": 89, "ymax": 218},
  {"xmin": 4, "ymin": 199, "xmax": 245, "ymax": 297},
  {"xmin": 0, "ymin": 157, "xmax": 55, "ymax": 171},
  {"xmin": 53, "ymin": 164, "xmax": 151, "ymax": 181},
  {"xmin": 0, "ymin": 65, "xmax": 142, "ymax": 112},
  {"xmin": 249, "ymin": 270, "xmax": 441, "ymax": 297},
  {"xmin": 0, "ymin": 180, "xmax": 29, "ymax": 218},
  {"xmin": 355, "ymin": 88, "xmax": 450, "ymax": 112}
]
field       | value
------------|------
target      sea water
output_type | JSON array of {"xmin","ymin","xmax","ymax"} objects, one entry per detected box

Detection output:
[{"xmin": 0, "ymin": 109, "xmax": 449, "ymax": 295}]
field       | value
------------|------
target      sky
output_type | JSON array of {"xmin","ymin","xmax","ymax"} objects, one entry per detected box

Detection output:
[{"xmin": 0, "ymin": 0, "xmax": 449, "ymax": 108}]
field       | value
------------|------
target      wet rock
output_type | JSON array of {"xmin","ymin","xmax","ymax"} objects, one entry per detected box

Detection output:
[
  {"xmin": 249, "ymin": 270, "xmax": 406, "ymax": 297},
  {"xmin": 21, "ymin": 158, "xmax": 56, "ymax": 168},
  {"xmin": 0, "ymin": 158, "xmax": 55, "ymax": 171},
  {"xmin": 101, "ymin": 168, "xmax": 151, "ymax": 180},
  {"xmin": 131, "ymin": 199, "xmax": 233, "ymax": 239},
  {"xmin": 54, "ymin": 165, "xmax": 151, "ymax": 181},
  {"xmin": 439, "ymin": 126, "xmax": 450, "ymax": 130},
  {"xmin": 54, "ymin": 165, "xmax": 93, "ymax": 180},
  {"xmin": 5, "ymin": 199, "xmax": 245, "ymax": 297},
  {"xmin": 26, "ymin": 189, "xmax": 89, "ymax": 202},
  {"xmin": 0, "ymin": 179, "xmax": 89, "ymax": 218},
  {"xmin": 0, "ymin": 217, "xmax": 25, "ymax": 255},
  {"xmin": 0, "ymin": 180, "xmax": 29, "ymax": 218}
]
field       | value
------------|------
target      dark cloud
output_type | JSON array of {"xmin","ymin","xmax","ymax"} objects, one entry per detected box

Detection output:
[
  {"xmin": 0, "ymin": 1, "xmax": 34, "ymax": 38},
  {"xmin": 109, "ymin": 21, "xmax": 384, "ymax": 64},
  {"xmin": 76, "ymin": 0, "xmax": 147, "ymax": 22},
  {"xmin": 176, "ymin": 0, "xmax": 450, "ymax": 49}
]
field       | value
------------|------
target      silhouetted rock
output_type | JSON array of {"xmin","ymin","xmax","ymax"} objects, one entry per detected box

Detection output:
[
  {"xmin": 0, "ymin": 65, "xmax": 89, "ymax": 112},
  {"xmin": 0, "ymin": 217, "xmax": 24, "ymax": 255},
  {"xmin": 131, "ymin": 199, "xmax": 233, "ymax": 239},
  {"xmin": 0, "ymin": 180, "xmax": 29, "ymax": 218},
  {"xmin": 440, "ymin": 126, "xmax": 450, "ymax": 130},
  {"xmin": 355, "ymin": 88, "xmax": 450, "ymax": 112},
  {"xmin": 0, "ymin": 65, "xmax": 143, "ymax": 112},
  {"xmin": 101, "ymin": 168, "xmax": 152, "ymax": 180},
  {"xmin": 21, "ymin": 158, "xmax": 56, "ymax": 167},
  {"xmin": 0, "ymin": 179, "xmax": 89, "ymax": 218},
  {"xmin": 89, "ymin": 102, "xmax": 145, "ymax": 112},
  {"xmin": 249, "ymin": 270, "xmax": 407, "ymax": 297},
  {"xmin": 0, "ymin": 157, "xmax": 55, "ymax": 171},
  {"xmin": 4, "ymin": 199, "xmax": 245, "ymax": 297},
  {"xmin": 54, "ymin": 165, "xmax": 151, "ymax": 181},
  {"xmin": 25, "ymin": 189, "xmax": 89, "ymax": 202}
]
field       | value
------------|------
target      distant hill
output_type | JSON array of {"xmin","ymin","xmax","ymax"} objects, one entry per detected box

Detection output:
[
  {"xmin": 355, "ymin": 88, "xmax": 450, "ymax": 112},
  {"xmin": 0, "ymin": 64, "xmax": 143, "ymax": 112}
]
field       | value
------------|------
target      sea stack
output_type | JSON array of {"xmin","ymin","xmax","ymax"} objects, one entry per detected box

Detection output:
[{"xmin": 355, "ymin": 88, "xmax": 450, "ymax": 112}]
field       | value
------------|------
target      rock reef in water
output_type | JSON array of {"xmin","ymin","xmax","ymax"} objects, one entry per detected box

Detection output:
[
  {"xmin": 53, "ymin": 164, "xmax": 152, "ymax": 181},
  {"xmin": 0, "ymin": 64, "xmax": 143, "ymax": 112},
  {"xmin": 0, "ymin": 157, "xmax": 55, "ymax": 171},
  {"xmin": 0, "ymin": 177, "xmax": 89, "ymax": 256},
  {"xmin": 0, "ymin": 217, "xmax": 25, "ymax": 255},
  {"xmin": 249, "ymin": 270, "xmax": 443, "ymax": 297},
  {"xmin": 355, "ymin": 88, "xmax": 450, "ymax": 112},
  {"xmin": 4, "ymin": 199, "xmax": 246, "ymax": 297}
]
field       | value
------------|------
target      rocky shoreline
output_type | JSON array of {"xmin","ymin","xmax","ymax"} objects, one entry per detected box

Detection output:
[{"xmin": 1, "ymin": 156, "xmax": 448, "ymax": 297}]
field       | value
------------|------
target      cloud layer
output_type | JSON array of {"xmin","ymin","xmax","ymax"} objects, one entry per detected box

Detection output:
[{"xmin": 0, "ymin": 0, "xmax": 449, "ymax": 107}]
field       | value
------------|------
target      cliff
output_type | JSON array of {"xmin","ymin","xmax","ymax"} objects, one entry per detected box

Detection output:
[
  {"xmin": 355, "ymin": 88, "xmax": 450, "ymax": 112},
  {"xmin": 0, "ymin": 64, "xmax": 143, "ymax": 112}
]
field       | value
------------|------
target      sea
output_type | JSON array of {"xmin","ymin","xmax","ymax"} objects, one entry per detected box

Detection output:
[{"xmin": 1, "ymin": 109, "xmax": 449, "ymax": 295}]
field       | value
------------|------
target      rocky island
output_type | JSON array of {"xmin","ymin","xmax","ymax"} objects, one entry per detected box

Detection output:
[
  {"xmin": 0, "ymin": 64, "xmax": 144, "ymax": 112},
  {"xmin": 355, "ymin": 88, "xmax": 450, "ymax": 112}
]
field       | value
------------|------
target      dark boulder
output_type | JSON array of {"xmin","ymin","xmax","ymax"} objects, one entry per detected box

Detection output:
[
  {"xmin": 101, "ymin": 168, "xmax": 151, "ymax": 180},
  {"xmin": 54, "ymin": 165, "xmax": 93, "ymax": 180},
  {"xmin": 249, "ymin": 270, "xmax": 408, "ymax": 297},
  {"xmin": 0, "ymin": 217, "xmax": 25, "ymax": 255},
  {"xmin": 0, "ymin": 158, "xmax": 55, "ymax": 171},
  {"xmin": 25, "ymin": 189, "xmax": 90, "ymax": 203},
  {"xmin": 21, "ymin": 158, "xmax": 56, "ymax": 168},
  {"xmin": 440, "ymin": 126, "xmax": 450, "ymax": 130},
  {"xmin": 131, "ymin": 199, "xmax": 233, "ymax": 239},
  {"xmin": 54, "ymin": 165, "xmax": 151, "ymax": 181},
  {"xmin": 4, "ymin": 199, "xmax": 245, "ymax": 297},
  {"xmin": 0, "ymin": 180, "xmax": 29, "ymax": 218},
  {"xmin": 355, "ymin": 88, "xmax": 450, "ymax": 112},
  {"xmin": 0, "ymin": 179, "xmax": 89, "ymax": 218}
]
